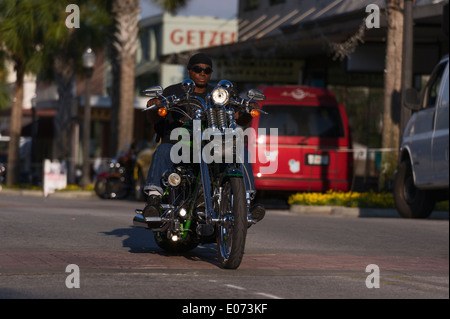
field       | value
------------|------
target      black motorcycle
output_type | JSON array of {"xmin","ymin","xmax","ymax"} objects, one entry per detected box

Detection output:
[
  {"xmin": 0, "ymin": 162, "xmax": 5, "ymax": 186},
  {"xmin": 94, "ymin": 158, "xmax": 130, "ymax": 199},
  {"xmin": 133, "ymin": 79, "xmax": 267, "ymax": 269}
]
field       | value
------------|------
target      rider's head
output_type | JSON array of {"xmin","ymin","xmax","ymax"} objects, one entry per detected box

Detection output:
[{"xmin": 187, "ymin": 53, "xmax": 213, "ymax": 90}]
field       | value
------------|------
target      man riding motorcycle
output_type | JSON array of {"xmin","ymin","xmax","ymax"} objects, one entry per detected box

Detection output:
[{"xmin": 142, "ymin": 53, "xmax": 265, "ymax": 223}]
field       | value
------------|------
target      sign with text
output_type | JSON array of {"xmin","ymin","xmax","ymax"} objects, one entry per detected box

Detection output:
[
  {"xmin": 43, "ymin": 159, "xmax": 67, "ymax": 197},
  {"xmin": 214, "ymin": 59, "xmax": 304, "ymax": 83},
  {"xmin": 162, "ymin": 16, "xmax": 237, "ymax": 54}
]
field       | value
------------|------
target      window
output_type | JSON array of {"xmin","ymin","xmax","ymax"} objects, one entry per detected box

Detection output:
[
  {"xmin": 258, "ymin": 105, "xmax": 345, "ymax": 138},
  {"xmin": 422, "ymin": 61, "xmax": 447, "ymax": 109},
  {"xmin": 244, "ymin": 0, "xmax": 259, "ymax": 11},
  {"xmin": 435, "ymin": 64, "xmax": 449, "ymax": 130}
]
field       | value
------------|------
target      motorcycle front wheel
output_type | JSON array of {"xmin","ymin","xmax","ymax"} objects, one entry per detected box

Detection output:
[{"xmin": 217, "ymin": 177, "xmax": 247, "ymax": 269}]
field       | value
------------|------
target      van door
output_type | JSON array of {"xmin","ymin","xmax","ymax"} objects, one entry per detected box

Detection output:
[
  {"xmin": 411, "ymin": 60, "xmax": 447, "ymax": 187},
  {"xmin": 432, "ymin": 63, "xmax": 449, "ymax": 187}
]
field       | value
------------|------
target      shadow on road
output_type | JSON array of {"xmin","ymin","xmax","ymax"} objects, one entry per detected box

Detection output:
[{"xmin": 101, "ymin": 227, "xmax": 220, "ymax": 268}]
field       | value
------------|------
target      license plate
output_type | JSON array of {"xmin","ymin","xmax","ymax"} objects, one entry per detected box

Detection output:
[{"xmin": 306, "ymin": 154, "xmax": 329, "ymax": 166}]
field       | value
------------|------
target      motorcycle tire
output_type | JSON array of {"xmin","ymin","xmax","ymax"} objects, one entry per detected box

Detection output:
[
  {"xmin": 393, "ymin": 160, "xmax": 435, "ymax": 218},
  {"xmin": 94, "ymin": 178, "xmax": 110, "ymax": 199},
  {"xmin": 154, "ymin": 232, "xmax": 199, "ymax": 253},
  {"xmin": 216, "ymin": 177, "xmax": 247, "ymax": 269}
]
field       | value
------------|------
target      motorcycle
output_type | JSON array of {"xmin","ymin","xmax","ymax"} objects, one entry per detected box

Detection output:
[
  {"xmin": 133, "ymin": 79, "xmax": 267, "ymax": 269},
  {"xmin": 94, "ymin": 158, "xmax": 130, "ymax": 199},
  {"xmin": 0, "ymin": 162, "xmax": 5, "ymax": 188},
  {"xmin": 95, "ymin": 144, "xmax": 155, "ymax": 201}
]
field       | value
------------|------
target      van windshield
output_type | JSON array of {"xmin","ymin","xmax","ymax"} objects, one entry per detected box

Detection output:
[{"xmin": 258, "ymin": 104, "xmax": 345, "ymax": 138}]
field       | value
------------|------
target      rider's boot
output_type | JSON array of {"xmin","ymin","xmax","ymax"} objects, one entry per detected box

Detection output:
[
  {"xmin": 143, "ymin": 191, "xmax": 162, "ymax": 218},
  {"xmin": 250, "ymin": 203, "xmax": 265, "ymax": 222}
]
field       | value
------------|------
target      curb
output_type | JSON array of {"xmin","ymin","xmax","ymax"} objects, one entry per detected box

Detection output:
[
  {"xmin": 0, "ymin": 188, "xmax": 96, "ymax": 198},
  {"xmin": 289, "ymin": 205, "xmax": 448, "ymax": 219}
]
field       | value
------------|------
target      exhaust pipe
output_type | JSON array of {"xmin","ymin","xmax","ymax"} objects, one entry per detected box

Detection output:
[{"xmin": 133, "ymin": 209, "xmax": 163, "ymax": 229}]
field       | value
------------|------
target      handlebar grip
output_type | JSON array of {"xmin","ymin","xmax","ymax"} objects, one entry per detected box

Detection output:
[{"xmin": 141, "ymin": 104, "xmax": 159, "ymax": 112}]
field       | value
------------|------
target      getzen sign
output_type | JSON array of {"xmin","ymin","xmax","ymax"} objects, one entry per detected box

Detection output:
[{"xmin": 169, "ymin": 29, "xmax": 237, "ymax": 47}]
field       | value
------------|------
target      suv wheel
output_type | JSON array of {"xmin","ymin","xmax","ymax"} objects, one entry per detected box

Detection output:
[{"xmin": 394, "ymin": 160, "xmax": 435, "ymax": 218}]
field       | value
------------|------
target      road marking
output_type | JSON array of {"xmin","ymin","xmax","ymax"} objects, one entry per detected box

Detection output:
[
  {"xmin": 254, "ymin": 292, "xmax": 283, "ymax": 299},
  {"xmin": 224, "ymin": 284, "xmax": 246, "ymax": 290}
]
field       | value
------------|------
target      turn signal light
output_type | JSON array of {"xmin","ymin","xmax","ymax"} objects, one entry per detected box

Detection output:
[
  {"xmin": 250, "ymin": 109, "xmax": 260, "ymax": 118},
  {"xmin": 158, "ymin": 107, "xmax": 168, "ymax": 117}
]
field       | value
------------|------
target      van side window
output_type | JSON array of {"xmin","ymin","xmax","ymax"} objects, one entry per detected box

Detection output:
[
  {"xmin": 435, "ymin": 65, "xmax": 449, "ymax": 131},
  {"xmin": 423, "ymin": 62, "xmax": 447, "ymax": 109}
]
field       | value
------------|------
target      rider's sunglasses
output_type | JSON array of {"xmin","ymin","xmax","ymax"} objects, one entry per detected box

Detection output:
[{"xmin": 190, "ymin": 65, "xmax": 213, "ymax": 75}]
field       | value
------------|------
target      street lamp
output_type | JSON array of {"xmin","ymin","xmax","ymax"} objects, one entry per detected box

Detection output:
[{"xmin": 80, "ymin": 48, "xmax": 95, "ymax": 187}]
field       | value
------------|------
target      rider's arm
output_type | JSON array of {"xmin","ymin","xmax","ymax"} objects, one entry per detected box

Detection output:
[{"xmin": 235, "ymin": 102, "xmax": 259, "ymax": 128}]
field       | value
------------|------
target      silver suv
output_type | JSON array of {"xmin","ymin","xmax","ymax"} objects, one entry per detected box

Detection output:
[{"xmin": 394, "ymin": 55, "xmax": 449, "ymax": 218}]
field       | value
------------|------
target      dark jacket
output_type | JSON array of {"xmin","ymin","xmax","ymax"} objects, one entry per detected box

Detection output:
[{"xmin": 155, "ymin": 83, "xmax": 214, "ymax": 144}]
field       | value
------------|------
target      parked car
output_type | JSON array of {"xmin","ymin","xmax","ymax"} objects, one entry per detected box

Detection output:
[
  {"xmin": 394, "ymin": 55, "xmax": 449, "ymax": 218},
  {"xmin": 250, "ymin": 85, "xmax": 353, "ymax": 192}
]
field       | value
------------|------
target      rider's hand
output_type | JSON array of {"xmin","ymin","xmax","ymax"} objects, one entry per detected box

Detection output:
[
  {"xmin": 146, "ymin": 98, "xmax": 163, "ymax": 124},
  {"xmin": 147, "ymin": 98, "xmax": 161, "ymax": 108}
]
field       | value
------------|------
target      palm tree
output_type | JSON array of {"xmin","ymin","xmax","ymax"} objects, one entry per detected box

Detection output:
[
  {"xmin": 0, "ymin": 0, "xmax": 111, "ymax": 186},
  {"xmin": 109, "ymin": 0, "xmax": 141, "ymax": 156},
  {"xmin": 108, "ymin": 0, "xmax": 189, "ymax": 156},
  {"xmin": 0, "ymin": 51, "xmax": 10, "ymax": 111},
  {"xmin": 152, "ymin": 0, "xmax": 189, "ymax": 13},
  {"xmin": 37, "ymin": 1, "xmax": 110, "ymax": 166},
  {"xmin": 0, "ymin": 0, "xmax": 44, "ymax": 186},
  {"xmin": 379, "ymin": 0, "xmax": 404, "ymax": 190}
]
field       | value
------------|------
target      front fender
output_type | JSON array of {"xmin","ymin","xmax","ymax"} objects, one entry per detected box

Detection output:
[{"xmin": 220, "ymin": 166, "xmax": 243, "ymax": 185}]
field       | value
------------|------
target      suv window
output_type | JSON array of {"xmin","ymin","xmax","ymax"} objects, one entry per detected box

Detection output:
[
  {"xmin": 436, "ymin": 64, "xmax": 449, "ymax": 130},
  {"xmin": 423, "ymin": 62, "xmax": 447, "ymax": 108},
  {"xmin": 258, "ymin": 104, "xmax": 345, "ymax": 138}
]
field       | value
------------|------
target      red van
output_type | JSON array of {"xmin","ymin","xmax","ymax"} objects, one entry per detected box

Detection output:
[{"xmin": 250, "ymin": 86, "xmax": 353, "ymax": 192}]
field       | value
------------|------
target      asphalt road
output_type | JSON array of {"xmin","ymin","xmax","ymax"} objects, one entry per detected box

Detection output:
[{"xmin": 0, "ymin": 192, "xmax": 448, "ymax": 303}]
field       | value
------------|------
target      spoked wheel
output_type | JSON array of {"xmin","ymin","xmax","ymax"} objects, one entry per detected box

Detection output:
[{"xmin": 217, "ymin": 177, "xmax": 247, "ymax": 269}]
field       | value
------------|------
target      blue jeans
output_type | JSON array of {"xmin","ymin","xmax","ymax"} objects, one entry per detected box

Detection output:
[{"xmin": 144, "ymin": 143, "xmax": 255, "ymax": 196}]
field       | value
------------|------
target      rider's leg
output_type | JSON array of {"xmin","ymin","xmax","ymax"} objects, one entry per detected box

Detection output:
[
  {"xmin": 241, "ymin": 148, "xmax": 265, "ymax": 222},
  {"xmin": 143, "ymin": 143, "xmax": 173, "ymax": 217}
]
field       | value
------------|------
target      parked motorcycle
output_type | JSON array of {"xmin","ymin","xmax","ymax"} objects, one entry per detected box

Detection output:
[
  {"xmin": 0, "ymin": 162, "xmax": 5, "ymax": 187},
  {"xmin": 133, "ymin": 79, "xmax": 267, "ymax": 269},
  {"xmin": 94, "ymin": 158, "xmax": 130, "ymax": 199}
]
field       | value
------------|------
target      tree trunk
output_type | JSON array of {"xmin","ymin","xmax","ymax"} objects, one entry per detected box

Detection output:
[
  {"xmin": 6, "ymin": 63, "xmax": 24, "ymax": 187},
  {"xmin": 53, "ymin": 54, "xmax": 76, "ymax": 161},
  {"xmin": 111, "ymin": 0, "xmax": 140, "ymax": 154},
  {"xmin": 379, "ymin": 0, "xmax": 404, "ymax": 191}
]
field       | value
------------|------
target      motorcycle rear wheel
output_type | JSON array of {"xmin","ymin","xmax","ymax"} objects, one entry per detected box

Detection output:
[
  {"xmin": 106, "ymin": 176, "xmax": 129, "ymax": 199},
  {"xmin": 217, "ymin": 177, "xmax": 247, "ymax": 269}
]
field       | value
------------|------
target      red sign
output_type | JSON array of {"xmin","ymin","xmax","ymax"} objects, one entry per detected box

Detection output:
[{"xmin": 170, "ymin": 29, "xmax": 236, "ymax": 47}]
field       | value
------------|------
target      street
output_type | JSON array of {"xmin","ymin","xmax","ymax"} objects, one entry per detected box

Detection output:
[{"xmin": 0, "ymin": 193, "xmax": 448, "ymax": 301}]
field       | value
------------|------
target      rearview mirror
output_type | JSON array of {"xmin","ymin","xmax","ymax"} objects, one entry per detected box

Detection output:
[
  {"xmin": 403, "ymin": 88, "xmax": 421, "ymax": 111},
  {"xmin": 142, "ymin": 86, "xmax": 163, "ymax": 98},
  {"xmin": 247, "ymin": 89, "xmax": 266, "ymax": 101},
  {"xmin": 182, "ymin": 79, "xmax": 196, "ymax": 94}
]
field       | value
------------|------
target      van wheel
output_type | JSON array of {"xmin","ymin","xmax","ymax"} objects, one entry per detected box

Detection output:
[{"xmin": 394, "ymin": 160, "xmax": 435, "ymax": 218}]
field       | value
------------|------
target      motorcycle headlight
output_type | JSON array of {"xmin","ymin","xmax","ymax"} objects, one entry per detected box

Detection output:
[
  {"xmin": 211, "ymin": 87, "xmax": 229, "ymax": 106},
  {"xmin": 168, "ymin": 172, "xmax": 181, "ymax": 187}
]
